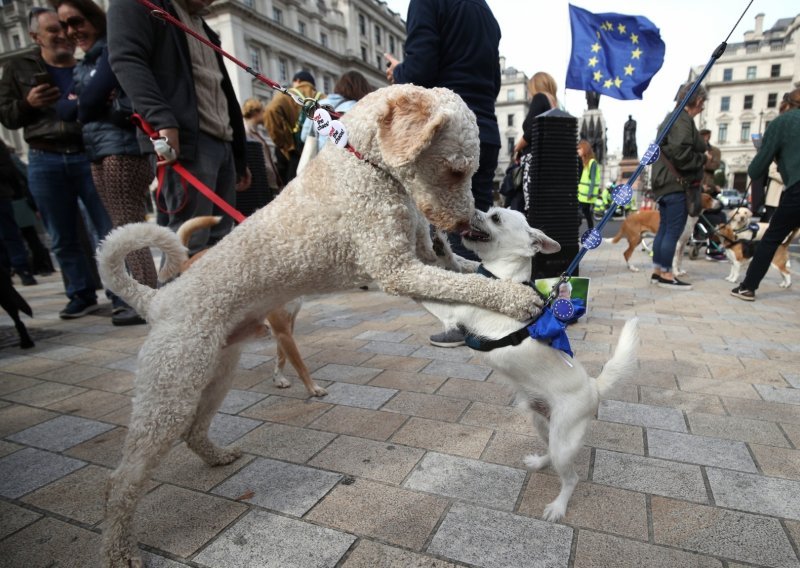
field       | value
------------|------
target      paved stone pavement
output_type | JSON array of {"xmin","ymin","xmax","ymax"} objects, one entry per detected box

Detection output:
[{"xmin": 1, "ymin": 241, "xmax": 799, "ymax": 568}]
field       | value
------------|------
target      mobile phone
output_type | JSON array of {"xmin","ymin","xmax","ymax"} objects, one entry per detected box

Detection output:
[{"xmin": 33, "ymin": 72, "xmax": 51, "ymax": 86}]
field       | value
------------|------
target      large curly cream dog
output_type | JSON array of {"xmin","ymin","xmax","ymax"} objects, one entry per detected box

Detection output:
[{"xmin": 96, "ymin": 84, "xmax": 541, "ymax": 567}]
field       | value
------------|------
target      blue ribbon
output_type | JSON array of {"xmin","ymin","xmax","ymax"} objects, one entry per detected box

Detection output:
[{"xmin": 526, "ymin": 299, "xmax": 586, "ymax": 358}]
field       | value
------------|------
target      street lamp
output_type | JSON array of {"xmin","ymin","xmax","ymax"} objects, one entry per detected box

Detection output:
[{"xmin": 758, "ymin": 110, "xmax": 764, "ymax": 133}]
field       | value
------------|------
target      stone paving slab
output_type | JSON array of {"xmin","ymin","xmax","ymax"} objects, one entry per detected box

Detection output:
[
  {"xmin": 2, "ymin": 243, "xmax": 800, "ymax": 567},
  {"xmin": 428, "ymin": 502, "xmax": 573, "ymax": 568}
]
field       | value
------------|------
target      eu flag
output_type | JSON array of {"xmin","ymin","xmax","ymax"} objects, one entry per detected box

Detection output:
[{"xmin": 566, "ymin": 4, "xmax": 665, "ymax": 101}]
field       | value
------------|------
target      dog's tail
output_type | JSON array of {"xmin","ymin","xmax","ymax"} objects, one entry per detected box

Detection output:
[
  {"xmin": 594, "ymin": 318, "xmax": 639, "ymax": 397},
  {"xmin": 97, "ymin": 223, "xmax": 187, "ymax": 319},
  {"xmin": 603, "ymin": 227, "xmax": 624, "ymax": 245},
  {"xmin": 176, "ymin": 216, "xmax": 222, "ymax": 248}
]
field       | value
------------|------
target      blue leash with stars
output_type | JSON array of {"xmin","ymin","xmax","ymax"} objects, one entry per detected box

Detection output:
[{"xmin": 522, "ymin": 4, "xmax": 752, "ymax": 356}]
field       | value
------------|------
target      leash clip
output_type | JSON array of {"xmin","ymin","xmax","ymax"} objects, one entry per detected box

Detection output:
[{"xmin": 152, "ymin": 136, "xmax": 177, "ymax": 162}]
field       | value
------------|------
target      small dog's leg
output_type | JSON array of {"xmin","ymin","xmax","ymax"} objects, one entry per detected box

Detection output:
[
  {"xmin": 267, "ymin": 309, "xmax": 327, "ymax": 396},
  {"xmin": 541, "ymin": 412, "xmax": 586, "ymax": 522},
  {"xmin": 524, "ymin": 411, "xmax": 551, "ymax": 470},
  {"xmin": 182, "ymin": 348, "xmax": 244, "ymax": 466}
]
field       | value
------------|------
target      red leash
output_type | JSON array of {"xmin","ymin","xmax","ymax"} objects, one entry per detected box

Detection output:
[{"xmin": 132, "ymin": 114, "xmax": 246, "ymax": 224}]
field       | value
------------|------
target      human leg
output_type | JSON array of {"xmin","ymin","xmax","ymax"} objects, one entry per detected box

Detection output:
[
  {"xmin": 738, "ymin": 183, "xmax": 800, "ymax": 294},
  {"xmin": 653, "ymin": 192, "xmax": 691, "ymax": 287},
  {"xmin": 27, "ymin": 150, "xmax": 98, "ymax": 302}
]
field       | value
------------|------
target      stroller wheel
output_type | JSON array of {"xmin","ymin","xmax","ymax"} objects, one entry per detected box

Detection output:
[{"xmin": 689, "ymin": 245, "xmax": 700, "ymax": 260}]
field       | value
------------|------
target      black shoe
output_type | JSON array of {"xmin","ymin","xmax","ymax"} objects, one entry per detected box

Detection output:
[
  {"xmin": 59, "ymin": 297, "xmax": 99, "ymax": 319},
  {"xmin": 657, "ymin": 276, "xmax": 692, "ymax": 290},
  {"xmin": 650, "ymin": 273, "xmax": 660, "ymax": 284},
  {"xmin": 112, "ymin": 306, "xmax": 147, "ymax": 326},
  {"xmin": 429, "ymin": 327, "xmax": 466, "ymax": 347},
  {"xmin": 18, "ymin": 270, "xmax": 37, "ymax": 286},
  {"xmin": 730, "ymin": 285, "xmax": 755, "ymax": 301}
]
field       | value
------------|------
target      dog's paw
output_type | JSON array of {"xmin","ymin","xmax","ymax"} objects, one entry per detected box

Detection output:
[
  {"xmin": 308, "ymin": 383, "xmax": 328, "ymax": 397},
  {"xmin": 725, "ymin": 276, "xmax": 736, "ymax": 283},
  {"xmin": 780, "ymin": 281, "xmax": 791, "ymax": 289},
  {"xmin": 208, "ymin": 446, "xmax": 242, "ymax": 466},
  {"xmin": 524, "ymin": 453, "xmax": 550, "ymax": 470},
  {"xmin": 627, "ymin": 264, "xmax": 640, "ymax": 273},
  {"xmin": 543, "ymin": 501, "xmax": 566, "ymax": 522},
  {"xmin": 675, "ymin": 269, "xmax": 687, "ymax": 277},
  {"xmin": 272, "ymin": 375, "xmax": 291, "ymax": 389}
]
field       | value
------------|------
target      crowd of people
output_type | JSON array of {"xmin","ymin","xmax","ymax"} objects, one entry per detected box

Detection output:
[{"xmin": 0, "ymin": 0, "xmax": 797, "ymax": 338}]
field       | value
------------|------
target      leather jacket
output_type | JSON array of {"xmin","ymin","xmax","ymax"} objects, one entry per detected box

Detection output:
[{"xmin": 0, "ymin": 49, "xmax": 84, "ymax": 153}]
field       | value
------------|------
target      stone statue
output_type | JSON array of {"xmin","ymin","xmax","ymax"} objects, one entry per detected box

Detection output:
[
  {"xmin": 623, "ymin": 115, "xmax": 637, "ymax": 159},
  {"xmin": 586, "ymin": 90, "xmax": 600, "ymax": 110}
]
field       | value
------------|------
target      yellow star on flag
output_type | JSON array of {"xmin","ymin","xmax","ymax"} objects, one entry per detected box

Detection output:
[
  {"xmin": 604, "ymin": 79, "xmax": 613, "ymax": 88},
  {"xmin": 604, "ymin": 20, "xmax": 613, "ymax": 30},
  {"xmin": 631, "ymin": 47, "xmax": 642, "ymax": 59},
  {"xmin": 617, "ymin": 23, "xmax": 626, "ymax": 34},
  {"xmin": 614, "ymin": 76, "xmax": 623, "ymax": 88},
  {"xmin": 588, "ymin": 56, "xmax": 598, "ymax": 67},
  {"xmin": 624, "ymin": 64, "xmax": 635, "ymax": 76},
  {"xmin": 593, "ymin": 70, "xmax": 603, "ymax": 81},
  {"xmin": 630, "ymin": 33, "xmax": 639, "ymax": 44},
  {"xmin": 591, "ymin": 43, "xmax": 601, "ymax": 53}
]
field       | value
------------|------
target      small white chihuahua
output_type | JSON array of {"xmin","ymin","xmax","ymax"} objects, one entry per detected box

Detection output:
[{"xmin": 424, "ymin": 207, "xmax": 639, "ymax": 521}]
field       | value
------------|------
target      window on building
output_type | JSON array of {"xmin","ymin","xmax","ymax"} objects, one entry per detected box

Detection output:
[
  {"xmin": 376, "ymin": 55, "xmax": 382, "ymax": 69},
  {"xmin": 770, "ymin": 64, "xmax": 781, "ymax": 78},
  {"xmin": 249, "ymin": 47, "xmax": 261, "ymax": 72},
  {"xmin": 12, "ymin": 34, "xmax": 21, "ymax": 49},
  {"xmin": 740, "ymin": 122, "xmax": 751, "ymax": 141},
  {"xmin": 743, "ymin": 95, "xmax": 753, "ymax": 110},
  {"xmin": 507, "ymin": 137, "xmax": 515, "ymax": 155},
  {"xmin": 273, "ymin": 8, "xmax": 283, "ymax": 24},
  {"xmin": 745, "ymin": 43, "xmax": 759, "ymax": 54},
  {"xmin": 320, "ymin": 33, "xmax": 328, "ymax": 47},
  {"xmin": 323, "ymin": 76, "xmax": 331, "ymax": 93},
  {"xmin": 361, "ymin": 46, "xmax": 367, "ymax": 62},
  {"xmin": 375, "ymin": 25, "xmax": 381, "ymax": 45},
  {"xmin": 770, "ymin": 42, "xmax": 784, "ymax": 51},
  {"xmin": 389, "ymin": 36, "xmax": 395, "ymax": 54},
  {"xmin": 242, "ymin": 0, "xmax": 253, "ymax": 7},
  {"xmin": 507, "ymin": 89, "xmax": 516, "ymax": 102},
  {"xmin": 767, "ymin": 93, "xmax": 777, "ymax": 108},
  {"xmin": 720, "ymin": 96, "xmax": 730, "ymax": 111},
  {"xmin": 298, "ymin": 21, "xmax": 306, "ymax": 36},
  {"xmin": 722, "ymin": 68, "xmax": 732, "ymax": 81},
  {"xmin": 279, "ymin": 58, "xmax": 288, "ymax": 83},
  {"xmin": 746, "ymin": 66, "xmax": 756, "ymax": 79},
  {"xmin": 718, "ymin": 123, "xmax": 728, "ymax": 142},
  {"xmin": 507, "ymin": 115, "xmax": 514, "ymax": 127},
  {"xmin": 358, "ymin": 14, "xmax": 366, "ymax": 35}
]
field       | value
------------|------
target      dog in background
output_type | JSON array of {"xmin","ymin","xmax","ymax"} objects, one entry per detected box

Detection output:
[
  {"xmin": 718, "ymin": 224, "xmax": 799, "ymax": 288},
  {"xmin": 177, "ymin": 216, "xmax": 326, "ymax": 396},
  {"xmin": 0, "ymin": 264, "xmax": 34, "ymax": 349},
  {"xmin": 96, "ymin": 85, "xmax": 542, "ymax": 567},
  {"xmin": 606, "ymin": 192, "xmax": 719, "ymax": 273},
  {"xmin": 422, "ymin": 207, "xmax": 640, "ymax": 521}
]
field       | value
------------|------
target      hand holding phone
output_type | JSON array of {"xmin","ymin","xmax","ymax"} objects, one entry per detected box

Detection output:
[{"xmin": 33, "ymin": 72, "xmax": 51, "ymax": 86}]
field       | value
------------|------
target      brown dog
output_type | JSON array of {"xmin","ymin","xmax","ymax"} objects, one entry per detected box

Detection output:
[
  {"xmin": 606, "ymin": 192, "xmax": 718, "ymax": 272},
  {"xmin": 177, "ymin": 216, "xmax": 327, "ymax": 397},
  {"xmin": 718, "ymin": 224, "xmax": 798, "ymax": 288}
]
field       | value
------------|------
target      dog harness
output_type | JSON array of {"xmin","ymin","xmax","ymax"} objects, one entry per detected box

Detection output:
[{"xmin": 463, "ymin": 266, "xmax": 583, "ymax": 357}]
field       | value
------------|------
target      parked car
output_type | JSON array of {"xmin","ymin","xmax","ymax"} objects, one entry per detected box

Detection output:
[{"xmin": 719, "ymin": 188, "xmax": 744, "ymax": 209}]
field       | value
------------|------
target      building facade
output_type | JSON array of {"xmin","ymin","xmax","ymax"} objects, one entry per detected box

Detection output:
[
  {"xmin": 694, "ymin": 12, "xmax": 799, "ymax": 191},
  {"xmin": 495, "ymin": 57, "xmax": 529, "ymax": 178}
]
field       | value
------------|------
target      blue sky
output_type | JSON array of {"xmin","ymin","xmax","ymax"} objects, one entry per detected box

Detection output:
[{"xmin": 383, "ymin": 0, "xmax": 797, "ymax": 155}]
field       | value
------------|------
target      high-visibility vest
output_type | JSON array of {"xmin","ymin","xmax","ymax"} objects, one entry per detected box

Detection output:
[{"xmin": 577, "ymin": 159, "xmax": 601, "ymax": 204}]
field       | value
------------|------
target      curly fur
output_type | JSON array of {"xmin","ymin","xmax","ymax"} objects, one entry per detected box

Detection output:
[{"xmin": 96, "ymin": 84, "xmax": 543, "ymax": 567}]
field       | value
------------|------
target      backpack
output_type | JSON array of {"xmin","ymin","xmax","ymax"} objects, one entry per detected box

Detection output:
[{"xmin": 288, "ymin": 88, "xmax": 323, "ymax": 148}]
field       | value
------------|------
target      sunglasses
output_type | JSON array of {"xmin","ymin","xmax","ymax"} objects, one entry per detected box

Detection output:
[{"xmin": 60, "ymin": 15, "xmax": 86, "ymax": 29}]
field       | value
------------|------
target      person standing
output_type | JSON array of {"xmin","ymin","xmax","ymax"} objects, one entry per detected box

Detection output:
[
  {"xmin": 649, "ymin": 83, "xmax": 712, "ymax": 291},
  {"xmin": 239, "ymin": 98, "xmax": 281, "ymax": 216},
  {"xmin": 699, "ymin": 128, "xmax": 721, "ymax": 191},
  {"xmin": 576, "ymin": 139, "xmax": 601, "ymax": 230},
  {"xmin": 731, "ymin": 89, "xmax": 800, "ymax": 301},
  {"xmin": 385, "ymin": 0, "xmax": 502, "ymax": 347},
  {"xmin": 262, "ymin": 70, "xmax": 324, "ymax": 187},
  {"xmin": 107, "ymin": 0, "xmax": 249, "ymax": 256},
  {"xmin": 55, "ymin": 0, "xmax": 156, "ymax": 326},
  {"xmin": 0, "ymin": 7, "xmax": 113, "ymax": 318}
]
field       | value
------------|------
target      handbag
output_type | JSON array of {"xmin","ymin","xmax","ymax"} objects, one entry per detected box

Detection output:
[
  {"xmin": 659, "ymin": 152, "xmax": 702, "ymax": 216},
  {"xmin": 296, "ymin": 129, "xmax": 318, "ymax": 174}
]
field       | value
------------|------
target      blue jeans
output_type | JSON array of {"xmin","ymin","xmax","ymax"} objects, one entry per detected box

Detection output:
[
  {"xmin": 742, "ymin": 181, "xmax": 800, "ymax": 291},
  {"xmin": 161, "ymin": 132, "xmax": 236, "ymax": 255},
  {"xmin": 27, "ymin": 149, "xmax": 112, "ymax": 301},
  {"xmin": 652, "ymin": 191, "xmax": 688, "ymax": 272}
]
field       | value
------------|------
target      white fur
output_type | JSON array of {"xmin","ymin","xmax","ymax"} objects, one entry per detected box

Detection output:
[
  {"xmin": 95, "ymin": 85, "xmax": 545, "ymax": 567},
  {"xmin": 422, "ymin": 207, "xmax": 640, "ymax": 522}
]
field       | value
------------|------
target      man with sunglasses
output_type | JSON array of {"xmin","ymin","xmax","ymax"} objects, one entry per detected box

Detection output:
[{"xmin": 0, "ymin": 7, "xmax": 113, "ymax": 319}]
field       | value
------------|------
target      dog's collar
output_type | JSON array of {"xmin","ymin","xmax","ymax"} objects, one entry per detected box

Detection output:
[{"xmin": 464, "ymin": 264, "xmax": 538, "ymax": 352}]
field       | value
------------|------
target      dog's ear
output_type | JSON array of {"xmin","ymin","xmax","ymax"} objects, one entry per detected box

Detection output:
[
  {"xmin": 528, "ymin": 228, "xmax": 561, "ymax": 255},
  {"xmin": 378, "ymin": 90, "xmax": 445, "ymax": 168}
]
